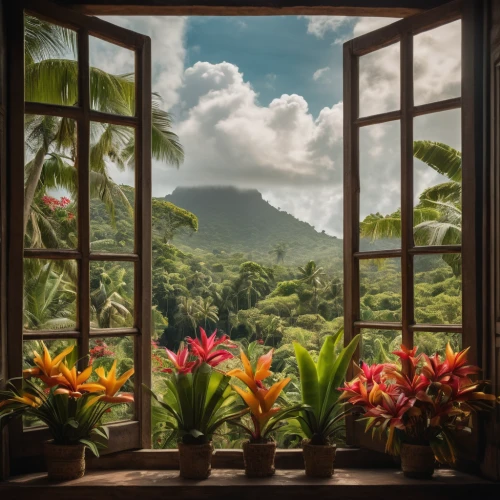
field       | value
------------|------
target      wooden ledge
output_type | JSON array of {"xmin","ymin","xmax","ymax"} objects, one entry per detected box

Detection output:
[{"xmin": 1, "ymin": 469, "xmax": 495, "ymax": 500}]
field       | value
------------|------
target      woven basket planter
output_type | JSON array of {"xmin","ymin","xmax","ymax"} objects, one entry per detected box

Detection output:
[
  {"xmin": 302, "ymin": 439, "xmax": 336, "ymax": 478},
  {"xmin": 44, "ymin": 441, "xmax": 86, "ymax": 481},
  {"xmin": 178, "ymin": 442, "xmax": 214, "ymax": 480},
  {"xmin": 400, "ymin": 443, "xmax": 435, "ymax": 479},
  {"xmin": 243, "ymin": 441, "xmax": 276, "ymax": 477}
]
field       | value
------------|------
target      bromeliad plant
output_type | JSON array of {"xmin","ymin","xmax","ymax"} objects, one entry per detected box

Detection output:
[
  {"xmin": 340, "ymin": 343, "xmax": 497, "ymax": 463},
  {"xmin": 0, "ymin": 342, "xmax": 134, "ymax": 456},
  {"xmin": 227, "ymin": 348, "xmax": 304, "ymax": 443},
  {"xmin": 146, "ymin": 328, "xmax": 247, "ymax": 445},
  {"xmin": 293, "ymin": 330, "xmax": 360, "ymax": 445}
]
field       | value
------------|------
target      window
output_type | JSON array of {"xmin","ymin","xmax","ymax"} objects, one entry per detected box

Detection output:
[
  {"xmin": 5, "ymin": 0, "xmax": 152, "ymax": 462},
  {"xmin": 343, "ymin": 1, "xmax": 479, "ymax": 450}
]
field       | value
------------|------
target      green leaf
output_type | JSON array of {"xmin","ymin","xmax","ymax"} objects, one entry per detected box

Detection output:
[{"xmin": 80, "ymin": 438, "xmax": 99, "ymax": 457}]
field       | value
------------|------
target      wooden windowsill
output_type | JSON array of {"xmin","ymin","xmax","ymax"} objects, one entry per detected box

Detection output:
[{"xmin": 0, "ymin": 469, "xmax": 495, "ymax": 500}]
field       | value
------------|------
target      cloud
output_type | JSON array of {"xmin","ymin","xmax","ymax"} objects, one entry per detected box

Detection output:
[
  {"xmin": 312, "ymin": 67, "xmax": 330, "ymax": 81},
  {"xmin": 95, "ymin": 16, "xmax": 187, "ymax": 110},
  {"xmin": 300, "ymin": 16, "xmax": 353, "ymax": 38}
]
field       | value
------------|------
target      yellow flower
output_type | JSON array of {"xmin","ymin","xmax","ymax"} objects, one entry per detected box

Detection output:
[
  {"xmin": 23, "ymin": 342, "xmax": 74, "ymax": 386},
  {"xmin": 95, "ymin": 361, "xmax": 134, "ymax": 403},
  {"xmin": 53, "ymin": 364, "xmax": 105, "ymax": 399}
]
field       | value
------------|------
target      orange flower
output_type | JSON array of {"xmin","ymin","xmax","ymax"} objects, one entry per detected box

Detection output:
[
  {"xmin": 23, "ymin": 342, "xmax": 74, "ymax": 386},
  {"xmin": 0, "ymin": 392, "xmax": 41, "ymax": 411},
  {"xmin": 95, "ymin": 361, "xmax": 134, "ymax": 403},
  {"xmin": 53, "ymin": 364, "xmax": 105, "ymax": 399}
]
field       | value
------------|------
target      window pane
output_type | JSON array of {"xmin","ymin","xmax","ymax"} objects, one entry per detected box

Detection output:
[
  {"xmin": 359, "ymin": 43, "xmax": 400, "ymax": 117},
  {"xmin": 413, "ymin": 109, "xmax": 461, "ymax": 246},
  {"xmin": 359, "ymin": 120, "xmax": 401, "ymax": 251},
  {"xmin": 360, "ymin": 258, "xmax": 401, "ymax": 321},
  {"xmin": 414, "ymin": 254, "xmax": 462, "ymax": 324},
  {"xmin": 414, "ymin": 331, "xmax": 462, "ymax": 357},
  {"xmin": 414, "ymin": 21, "xmax": 461, "ymax": 106},
  {"xmin": 90, "ymin": 122, "xmax": 135, "ymax": 253},
  {"xmin": 23, "ymin": 259, "xmax": 77, "ymax": 332},
  {"xmin": 23, "ymin": 339, "xmax": 78, "ymax": 428},
  {"xmin": 89, "ymin": 336, "xmax": 135, "ymax": 423},
  {"xmin": 25, "ymin": 15, "xmax": 78, "ymax": 106},
  {"xmin": 90, "ymin": 261, "xmax": 134, "ymax": 329},
  {"xmin": 24, "ymin": 115, "xmax": 78, "ymax": 249},
  {"xmin": 360, "ymin": 329, "xmax": 401, "ymax": 365},
  {"xmin": 90, "ymin": 36, "xmax": 135, "ymax": 116}
]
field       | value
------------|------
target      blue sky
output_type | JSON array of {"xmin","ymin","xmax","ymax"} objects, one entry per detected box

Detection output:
[{"xmin": 185, "ymin": 16, "xmax": 351, "ymax": 118}]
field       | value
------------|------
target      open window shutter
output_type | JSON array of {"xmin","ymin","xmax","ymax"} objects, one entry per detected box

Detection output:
[
  {"xmin": 4, "ymin": 0, "xmax": 152, "ymax": 472},
  {"xmin": 343, "ymin": 0, "xmax": 482, "ymax": 455}
]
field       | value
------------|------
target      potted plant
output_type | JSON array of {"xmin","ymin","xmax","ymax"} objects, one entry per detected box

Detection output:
[
  {"xmin": 340, "ymin": 343, "xmax": 497, "ymax": 478},
  {"xmin": 0, "ymin": 342, "xmax": 134, "ymax": 480},
  {"xmin": 227, "ymin": 346, "xmax": 304, "ymax": 477},
  {"xmin": 146, "ymin": 328, "xmax": 247, "ymax": 479},
  {"xmin": 293, "ymin": 330, "xmax": 360, "ymax": 477}
]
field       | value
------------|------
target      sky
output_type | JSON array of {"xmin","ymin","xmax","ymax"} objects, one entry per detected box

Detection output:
[{"xmin": 91, "ymin": 15, "xmax": 462, "ymax": 238}]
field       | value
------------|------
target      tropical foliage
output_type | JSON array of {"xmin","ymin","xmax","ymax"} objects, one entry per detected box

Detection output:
[
  {"xmin": 340, "ymin": 343, "xmax": 496, "ymax": 463},
  {"xmin": 293, "ymin": 331, "xmax": 360, "ymax": 445},
  {"xmin": 1, "ymin": 342, "xmax": 134, "ymax": 456}
]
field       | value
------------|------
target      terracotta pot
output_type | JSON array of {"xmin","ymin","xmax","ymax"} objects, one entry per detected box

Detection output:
[
  {"xmin": 400, "ymin": 443, "xmax": 435, "ymax": 479},
  {"xmin": 178, "ymin": 442, "xmax": 214, "ymax": 479},
  {"xmin": 242, "ymin": 441, "xmax": 276, "ymax": 477},
  {"xmin": 302, "ymin": 439, "xmax": 336, "ymax": 478},
  {"xmin": 44, "ymin": 441, "xmax": 86, "ymax": 481}
]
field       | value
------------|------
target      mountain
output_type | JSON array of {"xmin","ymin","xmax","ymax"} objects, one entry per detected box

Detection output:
[{"xmin": 162, "ymin": 186, "xmax": 343, "ymax": 267}]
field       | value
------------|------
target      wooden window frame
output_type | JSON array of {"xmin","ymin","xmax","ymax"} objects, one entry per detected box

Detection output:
[
  {"xmin": 343, "ymin": 0, "xmax": 483, "ymax": 452},
  {"xmin": 3, "ymin": 0, "xmax": 152, "ymax": 466},
  {"xmin": 0, "ymin": 0, "xmax": 491, "ymax": 478}
]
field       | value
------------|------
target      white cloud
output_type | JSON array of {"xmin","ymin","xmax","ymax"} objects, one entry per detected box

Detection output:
[
  {"xmin": 313, "ymin": 67, "xmax": 330, "ymax": 81},
  {"xmin": 96, "ymin": 16, "xmax": 187, "ymax": 110},
  {"xmin": 300, "ymin": 16, "xmax": 353, "ymax": 38}
]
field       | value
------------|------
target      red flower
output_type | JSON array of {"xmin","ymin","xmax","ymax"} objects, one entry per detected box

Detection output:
[
  {"xmin": 163, "ymin": 346, "xmax": 196, "ymax": 375},
  {"xmin": 443, "ymin": 344, "xmax": 480, "ymax": 381},
  {"xmin": 186, "ymin": 327, "xmax": 236, "ymax": 368},
  {"xmin": 392, "ymin": 344, "xmax": 421, "ymax": 378}
]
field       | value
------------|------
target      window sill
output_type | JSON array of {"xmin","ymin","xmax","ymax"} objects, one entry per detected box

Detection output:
[{"xmin": 1, "ymin": 469, "xmax": 495, "ymax": 500}]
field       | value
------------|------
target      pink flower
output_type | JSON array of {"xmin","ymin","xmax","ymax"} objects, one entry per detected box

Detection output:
[
  {"xmin": 164, "ymin": 346, "xmax": 196, "ymax": 374},
  {"xmin": 186, "ymin": 327, "xmax": 236, "ymax": 368}
]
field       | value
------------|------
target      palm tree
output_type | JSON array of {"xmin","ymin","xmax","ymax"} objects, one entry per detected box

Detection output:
[
  {"xmin": 175, "ymin": 296, "xmax": 198, "ymax": 336},
  {"xmin": 195, "ymin": 297, "xmax": 219, "ymax": 330},
  {"xmin": 90, "ymin": 265, "xmax": 133, "ymax": 328},
  {"xmin": 298, "ymin": 260, "xmax": 325, "ymax": 311},
  {"xmin": 269, "ymin": 242, "xmax": 289, "ymax": 264},
  {"xmin": 23, "ymin": 16, "xmax": 184, "ymax": 247},
  {"xmin": 360, "ymin": 141, "xmax": 462, "ymax": 274},
  {"xmin": 23, "ymin": 261, "xmax": 76, "ymax": 330}
]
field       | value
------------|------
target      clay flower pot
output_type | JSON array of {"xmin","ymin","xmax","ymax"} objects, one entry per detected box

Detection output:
[
  {"xmin": 44, "ymin": 441, "xmax": 86, "ymax": 481},
  {"xmin": 178, "ymin": 442, "xmax": 214, "ymax": 479},
  {"xmin": 243, "ymin": 441, "xmax": 277, "ymax": 477},
  {"xmin": 400, "ymin": 443, "xmax": 435, "ymax": 479},
  {"xmin": 302, "ymin": 439, "xmax": 336, "ymax": 478}
]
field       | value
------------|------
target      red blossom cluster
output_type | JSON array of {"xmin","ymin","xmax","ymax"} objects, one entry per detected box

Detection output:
[
  {"xmin": 89, "ymin": 340, "xmax": 115, "ymax": 365},
  {"xmin": 42, "ymin": 195, "xmax": 71, "ymax": 211},
  {"xmin": 339, "ymin": 344, "xmax": 496, "ymax": 456},
  {"xmin": 162, "ymin": 327, "xmax": 236, "ymax": 374}
]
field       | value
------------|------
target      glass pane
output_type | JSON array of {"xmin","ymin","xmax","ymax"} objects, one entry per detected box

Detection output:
[
  {"xmin": 414, "ymin": 331, "xmax": 462, "ymax": 357},
  {"xmin": 23, "ymin": 259, "xmax": 77, "ymax": 332},
  {"xmin": 90, "ymin": 261, "xmax": 134, "ymax": 329},
  {"xmin": 25, "ymin": 15, "xmax": 78, "ymax": 106},
  {"xmin": 89, "ymin": 36, "xmax": 135, "ymax": 116},
  {"xmin": 359, "ymin": 42, "xmax": 400, "ymax": 117},
  {"xmin": 23, "ymin": 339, "xmax": 78, "ymax": 429},
  {"xmin": 359, "ymin": 120, "xmax": 401, "ymax": 251},
  {"xmin": 24, "ymin": 115, "xmax": 78, "ymax": 249},
  {"xmin": 413, "ymin": 109, "xmax": 461, "ymax": 246},
  {"xmin": 89, "ymin": 336, "xmax": 135, "ymax": 423},
  {"xmin": 360, "ymin": 258, "xmax": 401, "ymax": 321},
  {"xmin": 414, "ymin": 21, "xmax": 461, "ymax": 106},
  {"xmin": 414, "ymin": 254, "xmax": 462, "ymax": 324},
  {"xmin": 360, "ymin": 329, "xmax": 401, "ymax": 365},
  {"xmin": 90, "ymin": 122, "xmax": 135, "ymax": 253}
]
